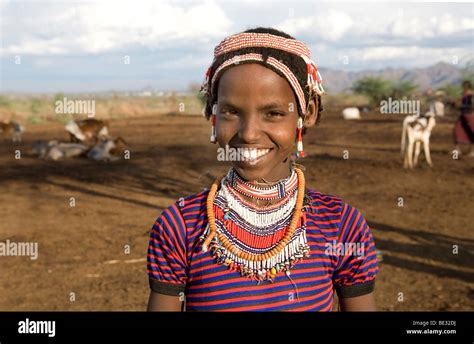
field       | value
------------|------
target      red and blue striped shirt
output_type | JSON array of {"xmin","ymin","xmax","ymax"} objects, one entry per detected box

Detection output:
[{"xmin": 147, "ymin": 188, "xmax": 378, "ymax": 311}]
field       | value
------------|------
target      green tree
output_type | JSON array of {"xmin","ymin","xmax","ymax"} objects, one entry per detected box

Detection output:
[
  {"xmin": 188, "ymin": 82, "xmax": 206, "ymax": 108},
  {"xmin": 352, "ymin": 77, "xmax": 393, "ymax": 107},
  {"xmin": 54, "ymin": 92, "xmax": 65, "ymax": 103},
  {"xmin": 0, "ymin": 95, "xmax": 12, "ymax": 109},
  {"xmin": 439, "ymin": 83, "xmax": 461, "ymax": 101},
  {"xmin": 30, "ymin": 98, "xmax": 42, "ymax": 114},
  {"xmin": 391, "ymin": 80, "xmax": 418, "ymax": 99}
]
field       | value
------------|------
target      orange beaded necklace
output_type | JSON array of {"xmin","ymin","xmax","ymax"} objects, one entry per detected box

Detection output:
[{"xmin": 202, "ymin": 167, "xmax": 306, "ymax": 263}]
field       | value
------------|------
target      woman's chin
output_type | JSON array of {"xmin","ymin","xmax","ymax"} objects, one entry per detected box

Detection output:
[
  {"xmin": 231, "ymin": 163, "xmax": 288, "ymax": 182},
  {"xmin": 231, "ymin": 163, "xmax": 266, "ymax": 180}
]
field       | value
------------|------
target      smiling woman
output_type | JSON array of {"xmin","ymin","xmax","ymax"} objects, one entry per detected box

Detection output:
[
  {"xmin": 216, "ymin": 63, "xmax": 305, "ymax": 182},
  {"xmin": 146, "ymin": 27, "xmax": 378, "ymax": 312}
]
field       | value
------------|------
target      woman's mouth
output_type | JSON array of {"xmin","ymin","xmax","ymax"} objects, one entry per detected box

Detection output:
[{"xmin": 236, "ymin": 147, "xmax": 273, "ymax": 164}]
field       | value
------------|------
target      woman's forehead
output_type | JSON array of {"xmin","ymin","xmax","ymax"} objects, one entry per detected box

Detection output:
[{"xmin": 217, "ymin": 63, "xmax": 295, "ymax": 101}]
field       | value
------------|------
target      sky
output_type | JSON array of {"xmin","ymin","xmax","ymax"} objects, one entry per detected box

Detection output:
[{"xmin": 0, "ymin": 0, "xmax": 473, "ymax": 93}]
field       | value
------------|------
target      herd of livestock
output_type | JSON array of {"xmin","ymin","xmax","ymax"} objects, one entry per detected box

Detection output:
[{"xmin": 0, "ymin": 119, "xmax": 127, "ymax": 162}]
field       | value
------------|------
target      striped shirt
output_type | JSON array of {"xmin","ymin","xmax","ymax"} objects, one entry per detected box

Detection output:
[{"xmin": 147, "ymin": 188, "xmax": 378, "ymax": 311}]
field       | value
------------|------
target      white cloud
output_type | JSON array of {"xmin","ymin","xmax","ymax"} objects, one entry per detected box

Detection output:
[
  {"xmin": 276, "ymin": 4, "xmax": 473, "ymax": 42},
  {"xmin": 277, "ymin": 9, "xmax": 353, "ymax": 42},
  {"xmin": 1, "ymin": 0, "xmax": 232, "ymax": 55},
  {"xmin": 359, "ymin": 46, "xmax": 469, "ymax": 66},
  {"xmin": 2, "ymin": 1, "xmax": 473, "ymax": 92},
  {"xmin": 156, "ymin": 54, "xmax": 212, "ymax": 70},
  {"xmin": 389, "ymin": 13, "xmax": 474, "ymax": 38}
]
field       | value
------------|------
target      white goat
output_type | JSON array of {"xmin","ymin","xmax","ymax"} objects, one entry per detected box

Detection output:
[
  {"xmin": 342, "ymin": 107, "xmax": 361, "ymax": 120},
  {"xmin": 33, "ymin": 140, "xmax": 87, "ymax": 161},
  {"xmin": 401, "ymin": 112, "xmax": 436, "ymax": 168}
]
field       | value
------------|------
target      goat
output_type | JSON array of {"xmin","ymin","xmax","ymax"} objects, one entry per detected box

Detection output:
[
  {"xmin": 342, "ymin": 107, "xmax": 361, "ymax": 120},
  {"xmin": 87, "ymin": 137, "xmax": 127, "ymax": 162},
  {"xmin": 401, "ymin": 112, "xmax": 436, "ymax": 168},
  {"xmin": 33, "ymin": 140, "xmax": 87, "ymax": 161}
]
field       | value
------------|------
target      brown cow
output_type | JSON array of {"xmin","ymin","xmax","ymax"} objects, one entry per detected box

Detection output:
[
  {"xmin": 0, "ymin": 121, "xmax": 25, "ymax": 142},
  {"xmin": 65, "ymin": 119, "xmax": 109, "ymax": 145}
]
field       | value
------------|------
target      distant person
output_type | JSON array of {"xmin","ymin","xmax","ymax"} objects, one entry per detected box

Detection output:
[
  {"xmin": 453, "ymin": 80, "xmax": 474, "ymax": 157},
  {"xmin": 425, "ymin": 89, "xmax": 444, "ymax": 117},
  {"xmin": 430, "ymin": 91, "xmax": 445, "ymax": 117}
]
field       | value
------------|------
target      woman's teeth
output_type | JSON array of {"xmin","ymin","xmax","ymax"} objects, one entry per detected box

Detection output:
[{"xmin": 240, "ymin": 148, "xmax": 271, "ymax": 161}]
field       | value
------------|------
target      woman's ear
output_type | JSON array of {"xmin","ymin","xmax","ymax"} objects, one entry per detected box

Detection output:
[{"xmin": 303, "ymin": 96, "xmax": 319, "ymax": 128}]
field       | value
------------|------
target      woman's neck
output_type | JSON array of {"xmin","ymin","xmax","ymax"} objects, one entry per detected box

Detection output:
[
  {"xmin": 228, "ymin": 163, "xmax": 296, "ymax": 208},
  {"xmin": 250, "ymin": 167, "xmax": 292, "ymax": 185}
]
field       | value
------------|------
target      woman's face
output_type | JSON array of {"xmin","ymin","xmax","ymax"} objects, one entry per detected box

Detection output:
[
  {"xmin": 215, "ymin": 63, "xmax": 317, "ymax": 182},
  {"xmin": 463, "ymin": 82, "xmax": 472, "ymax": 92}
]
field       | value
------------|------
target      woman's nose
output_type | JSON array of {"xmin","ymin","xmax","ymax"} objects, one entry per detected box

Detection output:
[{"xmin": 238, "ymin": 116, "xmax": 261, "ymax": 143}]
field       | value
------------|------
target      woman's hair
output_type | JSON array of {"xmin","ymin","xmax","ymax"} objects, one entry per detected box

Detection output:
[
  {"xmin": 203, "ymin": 27, "xmax": 323, "ymax": 126},
  {"xmin": 462, "ymin": 80, "xmax": 472, "ymax": 89}
]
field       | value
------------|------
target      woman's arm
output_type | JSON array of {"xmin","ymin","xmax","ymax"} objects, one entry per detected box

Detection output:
[
  {"xmin": 147, "ymin": 291, "xmax": 184, "ymax": 311},
  {"xmin": 339, "ymin": 292, "xmax": 376, "ymax": 311}
]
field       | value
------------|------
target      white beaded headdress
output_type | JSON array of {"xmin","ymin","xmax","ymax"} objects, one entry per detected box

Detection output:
[
  {"xmin": 200, "ymin": 30, "xmax": 325, "ymax": 157},
  {"xmin": 200, "ymin": 32, "xmax": 325, "ymax": 117}
]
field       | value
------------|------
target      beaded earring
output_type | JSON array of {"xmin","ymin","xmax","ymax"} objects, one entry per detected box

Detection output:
[
  {"xmin": 296, "ymin": 116, "xmax": 305, "ymax": 158},
  {"xmin": 210, "ymin": 104, "xmax": 217, "ymax": 144}
]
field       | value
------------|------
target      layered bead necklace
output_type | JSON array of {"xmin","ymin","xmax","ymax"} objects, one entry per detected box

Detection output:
[{"xmin": 201, "ymin": 166, "xmax": 310, "ymax": 282}]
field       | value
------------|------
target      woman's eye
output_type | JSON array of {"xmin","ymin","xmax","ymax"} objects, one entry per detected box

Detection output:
[
  {"xmin": 268, "ymin": 111, "xmax": 285, "ymax": 117},
  {"xmin": 223, "ymin": 110, "xmax": 238, "ymax": 115}
]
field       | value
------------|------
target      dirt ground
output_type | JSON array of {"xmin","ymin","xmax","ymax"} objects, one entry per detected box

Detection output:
[{"xmin": 0, "ymin": 110, "xmax": 473, "ymax": 311}]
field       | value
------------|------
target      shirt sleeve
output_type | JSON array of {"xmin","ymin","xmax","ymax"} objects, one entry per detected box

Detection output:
[
  {"xmin": 333, "ymin": 203, "xmax": 379, "ymax": 298},
  {"xmin": 147, "ymin": 202, "xmax": 188, "ymax": 296}
]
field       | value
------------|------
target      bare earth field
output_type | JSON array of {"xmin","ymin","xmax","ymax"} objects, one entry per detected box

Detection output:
[{"xmin": 0, "ymin": 110, "xmax": 473, "ymax": 311}]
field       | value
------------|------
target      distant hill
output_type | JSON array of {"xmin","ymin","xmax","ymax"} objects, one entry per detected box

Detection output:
[{"xmin": 320, "ymin": 62, "xmax": 463, "ymax": 93}]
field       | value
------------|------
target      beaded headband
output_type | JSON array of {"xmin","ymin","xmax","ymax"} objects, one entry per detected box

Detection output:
[{"xmin": 201, "ymin": 32, "xmax": 325, "ymax": 117}]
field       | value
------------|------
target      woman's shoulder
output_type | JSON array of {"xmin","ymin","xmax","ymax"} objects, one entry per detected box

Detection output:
[
  {"xmin": 305, "ymin": 188, "xmax": 366, "ymax": 219},
  {"xmin": 162, "ymin": 189, "xmax": 210, "ymax": 219},
  {"xmin": 151, "ymin": 189, "xmax": 210, "ymax": 232},
  {"xmin": 305, "ymin": 189, "xmax": 373, "ymax": 242},
  {"xmin": 305, "ymin": 188, "xmax": 344, "ymax": 211}
]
